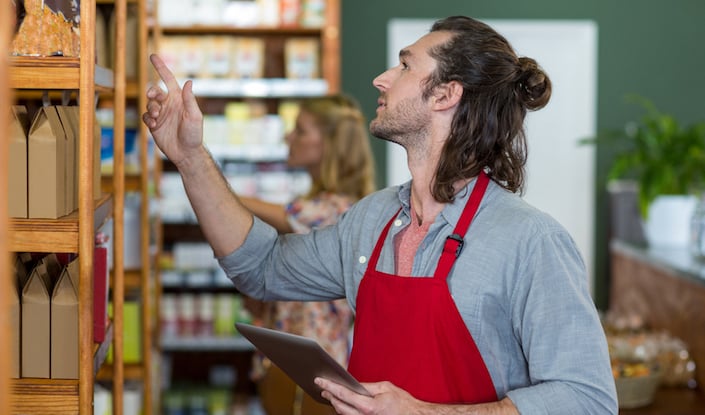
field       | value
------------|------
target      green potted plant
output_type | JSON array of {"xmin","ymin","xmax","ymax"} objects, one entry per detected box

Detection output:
[{"xmin": 583, "ymin": 95, "xmax": 705, "ymax": 247}]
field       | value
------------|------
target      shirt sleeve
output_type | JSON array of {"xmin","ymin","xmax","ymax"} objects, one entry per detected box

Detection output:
[
  {"xmin": 218, "ymin": 215, "xmax": 348, "ymax": 302},
  {"xmin": 505, "ymin": 230, "xmax": 618, "ymax": 414}
]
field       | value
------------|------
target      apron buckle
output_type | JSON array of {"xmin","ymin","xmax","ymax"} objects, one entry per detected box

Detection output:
[{"xmin": 446, "ymin": 233, "xmax": 465, "ymax": 257}]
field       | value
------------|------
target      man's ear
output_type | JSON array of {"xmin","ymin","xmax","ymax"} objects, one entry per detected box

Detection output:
[{"xmin": 432, "ymin": 81, "xmax": 463, "ymax": 111}]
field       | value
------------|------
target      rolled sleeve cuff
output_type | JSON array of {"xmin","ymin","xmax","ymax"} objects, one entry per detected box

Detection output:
[{"xmin": 217, "ymin": 216, "xmax": 278, "ymax": 276}]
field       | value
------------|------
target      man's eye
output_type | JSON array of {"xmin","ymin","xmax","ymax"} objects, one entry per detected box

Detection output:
[{"xmin": 401, "ymin": 62, "xmax": 409, "ymax": 70}]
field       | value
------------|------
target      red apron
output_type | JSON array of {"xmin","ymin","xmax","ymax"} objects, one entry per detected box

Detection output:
[{"xmin": 347, "ymin": 172, "xmax": 497, "ymax": 404}]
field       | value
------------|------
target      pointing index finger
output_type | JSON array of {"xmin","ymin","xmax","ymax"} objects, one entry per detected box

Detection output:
[{"xmin": 150, "ymin": 54, "xmax": 180, "ymax": 92}]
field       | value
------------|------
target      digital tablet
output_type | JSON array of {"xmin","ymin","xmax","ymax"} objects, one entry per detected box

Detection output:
[{"xmin": 235, "ymin": 322, "xmax": 371, "ymax": 404}]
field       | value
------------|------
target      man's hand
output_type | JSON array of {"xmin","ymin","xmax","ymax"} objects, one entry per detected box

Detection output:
[
  {"xmin": 315, "ymin": 377, "xmax": 431, "ymax": 415},
  {"xmin": 315, "ymin": 377, "xmax": 519, "ymax": 415},
  {"xmin": 142, "ymin": 54, "xmax": 204, "ymax": 168}
]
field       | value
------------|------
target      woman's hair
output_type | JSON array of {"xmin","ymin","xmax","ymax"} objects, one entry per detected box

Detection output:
[
  {"xmin": 300, "ymin": 94, "xmax": 376, "ymax": 200},
  {"xmin": 425, "ymin": 16, "xmax": 552, "ymax": 201}
]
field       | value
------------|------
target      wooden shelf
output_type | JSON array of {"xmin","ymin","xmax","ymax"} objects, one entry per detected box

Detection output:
[
  {"xmin": 102, "ymin": 173, "xmax": 143, "ymax": 193},
  {"xmin": 13, "ymin": 80, "xmax": 138, "ymax": 100},
  {"xmin": 9, "ymin": 57, "xmax": 114, "ymax": 92},
  {"xmin": 161, "ymin": 336, "xmax": 254, "ymax": 352},
  {"xmin": 123, "ymin": 269, "xmax": 143, "ymax": 291},
  {"xmin": 8, "ymin": 194, "xmax": 113, "ymax": 253},
  {"xmin": 10, "ymin": 379, "xmax": 79, "ymax": 415},
  {"xmin": 97, "ymin": 0, "xmax": 139, "ymax": 4},
  {"xmin": 96, "ymin": 363, "xmax": 145, "ymax": 382},
  {"xmin": 160, "ymin": 25, "xmax": 323, "ymax": 36},
  {"xmin": 9, "ymin": 323, "xmax": 113, "ymax": 414},
  {"xmin": 100, "ymin": 79, "xmax": 141, "ymax": 100}
]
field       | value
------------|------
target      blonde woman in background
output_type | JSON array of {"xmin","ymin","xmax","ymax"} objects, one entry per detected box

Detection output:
[{"xmin": 239, "ymin": 94, "xmax": 376, "ymax": 415}]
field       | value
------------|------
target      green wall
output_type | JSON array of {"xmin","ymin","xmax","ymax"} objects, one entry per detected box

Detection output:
[{"xmin": 339, "ymin": 0, "xmax": 705, "ymax": 309}]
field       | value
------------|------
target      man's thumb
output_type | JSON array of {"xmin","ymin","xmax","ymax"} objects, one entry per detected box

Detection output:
[{"xmin": 182, "ymin": 80, "xmax": 200, "ymax": 115}]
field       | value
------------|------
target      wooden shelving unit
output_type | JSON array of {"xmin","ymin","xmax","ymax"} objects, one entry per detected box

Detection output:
[
  {"xmin": 1, "ymin": 5, "xmax": 13, "ymax": 415},
  {"xmin": 5, "ymin": 0, "xmax": 128, "ymax": 414},
  {"xmin": 96, "ymin": 0, "xmax": 157, "ymax": 413},
  {"xmin": 152, "ymin": 1, "xmax": 341, "ymax": 411}
]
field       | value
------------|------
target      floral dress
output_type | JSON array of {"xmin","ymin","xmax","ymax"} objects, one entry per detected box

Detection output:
[{"xmin": 251, "ymin": 193, "xmax": 355, "ymax": 380}]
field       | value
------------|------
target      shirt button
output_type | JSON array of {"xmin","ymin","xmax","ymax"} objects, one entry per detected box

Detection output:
[
  {"xmin": 394, "ymin": 219, "xmax": 402, "ymax": 227},
  {"xmin": 359, "ymin": 256, "xmax": 367, "ymax": 264}
]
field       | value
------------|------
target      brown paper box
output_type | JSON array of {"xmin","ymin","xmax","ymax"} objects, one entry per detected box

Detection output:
[
  {"xmin": 56, "ymin": 106, "xmax": 78, "ymax": 214},
  {"xmin": 9, "ymin": 105, "xmax": 30, "ymax": 218},
  {"xmin": 51, "ymin": 258, "xmax": 79, "ymax": 379},
  {"xmin": 21, "ymin": 262, "xmax": 52, "ymax": 378},
  {"xmin": 28, "ymin": 106, "xmax": 68, "ymax": 219},
  {"xmin": 11, "ymin": 255, "xmax": 24, "ymax": 378},
  {"xmin": 39, "ymin": 253, "xmax": 62, "ymax": 292},
  {"xmin": 15, "ymin": 253, "xmax": 31, "ymax": 294}
]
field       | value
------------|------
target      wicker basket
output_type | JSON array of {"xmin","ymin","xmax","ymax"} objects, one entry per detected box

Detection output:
[{"xmin": 615, "ymin": 372, "xmax": 661, "ymax": 409}]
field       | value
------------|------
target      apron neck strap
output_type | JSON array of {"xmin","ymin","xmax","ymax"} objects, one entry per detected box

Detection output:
[{"xmin": 434, "ymin": 171, "xmax": 490, "ymax": 280}]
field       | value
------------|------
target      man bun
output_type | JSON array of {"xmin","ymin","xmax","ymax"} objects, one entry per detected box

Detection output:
[{"xmin": 515, "ymin": 57, "xmax": 551, "ymax": 110}]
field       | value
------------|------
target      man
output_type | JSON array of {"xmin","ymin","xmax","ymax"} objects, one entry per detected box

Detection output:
[{"xmin": 144, "ymin": 15, "xmax": 617, "ymax": 415}]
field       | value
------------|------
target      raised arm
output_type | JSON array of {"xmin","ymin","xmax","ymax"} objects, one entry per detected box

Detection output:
[{"xmin": 142, "ymin": 54, "xmax": 253, "ymax": 257}]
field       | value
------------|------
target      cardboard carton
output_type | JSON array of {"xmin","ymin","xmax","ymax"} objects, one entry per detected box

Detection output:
[
  {"xmin": 56, "ymin": 106, "xmax": 78, "ymax": 214},
  {"xmin": 11, "ymin": 255, "xmax": 25, "ymax": 378},
  {"xmin": 9, "ymin": 105, "xmax": 30, "ymax": 218},
  {"xmin": 21, "ymin": 262, "xmax": 52, "ymax": 378},
  {"xmin": 28, "ymin": 106, "xmax": 68, "ymax": 219},
  {"xmin": 15, "ymin": 253, "xmax": 31, "ymax": 294},
  {"xmin": 39, "ymin": 252, "xmax": 62, "ymax": 290},
  {"xmin": 51, "ymin": 258, "xmax": 79, "ymax": 379}
]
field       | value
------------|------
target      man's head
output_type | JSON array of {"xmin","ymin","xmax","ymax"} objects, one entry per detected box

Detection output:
[
  {"xmin": 374, "ymin": 16, "xmax": 552, "ymax": 201},
  {"xmin": 370, "ymin": 30, "xmax": 455, "ymax": 153}
]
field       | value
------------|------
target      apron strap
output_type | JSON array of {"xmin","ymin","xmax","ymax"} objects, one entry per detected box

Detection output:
[
  {"xmin": 367, "ymin": 207, "xmax": 403, "ymax": 271},
  {"xmin": 434, "ymin": 171, "xmax": 490, "ymax": 280}
]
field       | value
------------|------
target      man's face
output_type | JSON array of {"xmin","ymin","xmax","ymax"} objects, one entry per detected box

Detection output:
[{"xmin": 370, "ymin": 31, "xmax": 451, "ymax": 147}]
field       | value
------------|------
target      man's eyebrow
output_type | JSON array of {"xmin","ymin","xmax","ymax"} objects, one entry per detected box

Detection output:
[{"xmin": 399, "ymin": 49, "xmax": 412, "ymax": 59}]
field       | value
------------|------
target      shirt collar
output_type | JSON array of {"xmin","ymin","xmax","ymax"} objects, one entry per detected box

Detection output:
[{"xmin": 395, "ymin": 176, "xmax": 485, "ymax": 228}]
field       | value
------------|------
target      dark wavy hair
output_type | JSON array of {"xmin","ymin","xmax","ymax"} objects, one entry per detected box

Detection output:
[{"xmin": 424, "ymin": 16, "xmax": 552, "ymax": 202}]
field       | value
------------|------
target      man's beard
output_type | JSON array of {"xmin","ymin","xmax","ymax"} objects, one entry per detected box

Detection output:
[{"xmin": 370, "ymin": 97, "xmax": 430, "ymax": 149}]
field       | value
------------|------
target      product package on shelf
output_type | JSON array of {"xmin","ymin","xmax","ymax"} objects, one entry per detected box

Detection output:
[
  {"xmin": 107, "ymin": 299, "xmax": 142, "ymax": 364},
  {"xmin": 26, "ymin": 105, "xmax": 84, "ymax": 218},
  {"xmin": 97, "ymin": 107, "xmax": 140, "ymax": 175},
  {"xmin": 11, "ymin": 0, "xmax": 81, "ymax": 57},
  {"xmin": 231, "ymin": 37, "xmax": 265, "ymax": 79},
  {"xmin": 202, "ymin": 36, "xmax": 232, "ymax": 79},
  {"xmin": 55, "ymin": 105, "xmax": 78, "ymax": 214},
  {"xmin": 8, "ymin": 105, "xmax": 29, "ymax": 218},
  {"xmin": 51, "ymin": 257, "xmax": 79, "ymax": 379},
  {"xmin": 284, "ymin": 38, "xmax": 320, "ymax": 79},
  {"xmin": 160, "ymin": 292, "xmax": 251, "ymax": 340},
  {"xmin": 10, "ymin": 255, "xmax": 25, "ymax": 378},
  {"xmin": 21, "ymin": 261, "xmax": 52, "ymax": 378},
  {"xmin": 28, "ymin": 106, "xmax": 67, "ymax": 218},
  {"xmin": 17, "ymin": 253, "xmax": 78, "ymax": 379}
]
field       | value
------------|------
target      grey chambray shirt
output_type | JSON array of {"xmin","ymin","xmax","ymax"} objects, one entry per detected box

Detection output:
[{"xmin": 219, "ymin": 177, "xmax": 618, "ymax": 414}]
